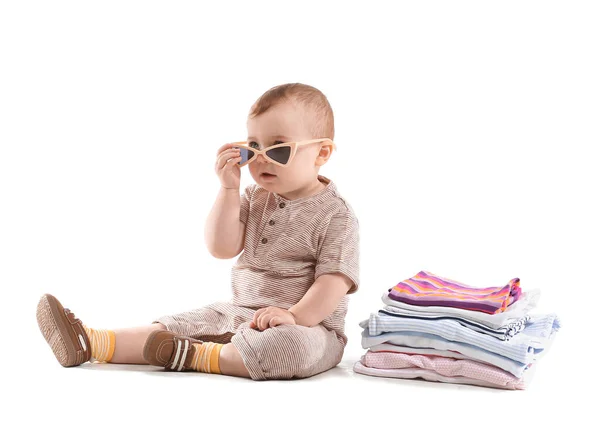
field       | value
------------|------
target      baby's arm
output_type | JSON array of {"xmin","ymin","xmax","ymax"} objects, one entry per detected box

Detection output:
[
  {"xmin": 252, "ymin": 273, "xmax": 353, "ymax": 330},
  {"xmin": 252, "ymin": 208, "xmax": 360, "ymax": 330},
  {"xmin": 291, "ymin": 208, "xmax": 360, "ymax": 325},
  {"xmin": 288, "ymin": 273, "xmax": 354, "ymax": 327},
  {"xmin": 204, "ymin": 186, "xmax": 246, "ymax": 259}
]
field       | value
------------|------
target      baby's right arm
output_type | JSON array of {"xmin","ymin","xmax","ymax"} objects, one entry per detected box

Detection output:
[
  {"xmin": 204, "ymin": 187, "xmax": 246, "ymax": 259},
  {"xmin": 204, "ymin": 143, "xmax": 245, "ymax": 259}
]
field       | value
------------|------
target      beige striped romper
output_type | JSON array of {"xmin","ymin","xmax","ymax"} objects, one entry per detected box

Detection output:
[{"xmin": 153, "ymin": 174, "xmax": 360, "ymax": 380}]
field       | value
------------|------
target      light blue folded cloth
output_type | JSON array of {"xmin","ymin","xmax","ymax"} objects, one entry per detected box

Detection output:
[{"xmin": 359, "ymin": 312, "xmax": 561, "ymax": 366}]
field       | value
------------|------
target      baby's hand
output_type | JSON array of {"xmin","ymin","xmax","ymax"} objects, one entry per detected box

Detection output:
[
  {"xmin": 250, "ymin": 307, "xmax": 297, "ymax": 331},
  {"xmin": 215, "ymin": 142, "xmax": 242, "ymax": 190}
]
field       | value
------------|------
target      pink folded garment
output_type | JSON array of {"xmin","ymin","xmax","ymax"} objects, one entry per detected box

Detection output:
[
  {"xmin": 360, "ymin": 350, "xmax": 527, "ymax": 390},
  {"xmin": 388, "ymin": 270, "xmax": 522, "ymax": 314},
  {"xmin": 353, "ymin": 361, "xmax": 525, "ymax": 390}
]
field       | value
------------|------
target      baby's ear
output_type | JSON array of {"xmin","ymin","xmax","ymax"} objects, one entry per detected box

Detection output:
[
  {"xmin": 316, "ymin": 145, "xmax": 332, "ymax": 165},
  {"xmin": 323, "ymin": 140, "xmax": 336, "ymax": 154}
]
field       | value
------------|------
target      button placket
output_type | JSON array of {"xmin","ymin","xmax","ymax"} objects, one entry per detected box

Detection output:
[{"xmin": 259, "ymin": 199, "xmax": 287, "ymax": 250}]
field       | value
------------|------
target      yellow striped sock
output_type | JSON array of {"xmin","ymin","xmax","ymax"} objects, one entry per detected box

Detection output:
[
  {"xmin": 82, "ymin": 325, "xmax": 115, "ymax": 363},
  {"xmin": 191, "ymin": 342, "xmax": 223, "ymax": 374}
]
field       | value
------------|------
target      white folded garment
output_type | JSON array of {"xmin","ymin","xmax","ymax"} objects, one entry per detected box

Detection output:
[
  {"xmin": 379, "ymin": 306, "xmax": 529, "ymax": 340},
  {"xmin": 381, "ymin": 288, "xmax": 541, "ymax": 329}
]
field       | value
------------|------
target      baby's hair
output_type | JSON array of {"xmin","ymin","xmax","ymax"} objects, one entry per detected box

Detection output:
[{"xmin": 248, "ymin": 83, "xmax": 335, "ymax": 140}]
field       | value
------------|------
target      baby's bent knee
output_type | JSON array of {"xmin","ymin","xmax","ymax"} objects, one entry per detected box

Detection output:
[{"xmin": 152, "ymin": 322, "xmax": 168, "ymax": 331}]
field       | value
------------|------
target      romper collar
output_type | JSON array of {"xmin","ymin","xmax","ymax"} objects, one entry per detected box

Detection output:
[{"xmin": 272, "ymin": 175, "xmax": 337, "ymax": 206}]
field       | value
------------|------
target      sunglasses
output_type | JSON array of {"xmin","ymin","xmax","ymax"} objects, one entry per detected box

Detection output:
[{"xmin": 231, "ymin": 138, "xmax": 336, "ymax": 167}]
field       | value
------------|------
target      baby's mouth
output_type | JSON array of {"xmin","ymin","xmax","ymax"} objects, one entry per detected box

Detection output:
[{"xmin": 261, "ymin": 172, "xmax": 277, "ymax": 177}]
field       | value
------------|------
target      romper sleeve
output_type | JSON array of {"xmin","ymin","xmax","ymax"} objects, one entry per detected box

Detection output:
[
  {"xmin": 314, "ymin": 207, "xmax": 360, "ymax": 294},
  {"xmin": 239, "ymin": 184, "xmax": 255, "ymax": 224}
]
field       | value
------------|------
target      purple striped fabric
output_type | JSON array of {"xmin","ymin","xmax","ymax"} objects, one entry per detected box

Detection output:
[{"xmin": 388, "ymin": 271, "xmax": 522, "ymax": 314}]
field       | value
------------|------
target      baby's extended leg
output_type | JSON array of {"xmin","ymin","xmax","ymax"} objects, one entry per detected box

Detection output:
[
  {"xmin": 146, "ymin": 304, "xmax": 253, "ymax": 378},
  {"xmin": 110, "ymin": 323, "xmax": 167, "ymax": 364},
  {"xmin": 143, "ymin": 330, "xmax": 251, "ymax": 378},
  {"xmin": 38, "ymin": 293, "xmax": 251, "ymax": 375},
  {"xmin": 37, "ymin": 293, "xmax": 168, "ymax": 367},
  {"xmin": 108, "ymin": 325, "xmax": 250, "ymax": 371}
]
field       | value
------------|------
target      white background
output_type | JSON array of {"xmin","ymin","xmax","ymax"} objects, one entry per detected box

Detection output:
[{"xmin": 1, "ymin": 1, "xmax": 598, "ymax": 442}]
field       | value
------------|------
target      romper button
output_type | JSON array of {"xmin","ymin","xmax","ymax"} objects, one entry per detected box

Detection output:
[
  {"xmin": 279, "ymin": 202, "xmax": 286, "ymax": 208},
  {"xmin": 261, "ymin": 238, "xmax": 268, "ymax": 244},
  {"xmin": 269, "ymin": 220, "xmax": 275, "ymax": 226}
]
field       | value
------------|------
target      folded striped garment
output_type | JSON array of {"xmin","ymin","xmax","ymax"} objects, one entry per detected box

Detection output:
[
  {"xmin": 388, "ymin": 271, "xmax": 523, "ymax": 314},
  {"xmin": 359, "ymin": 312, "xmax": 561, "ymax": 375},
  {"xmin": 353, "ymin": 357, "xmax": 533, "ymax": 390},
  {"xmin": 356, "ymin": 350, "xmax": 530, "ymax": 390},
  {"xmin": 361, "ymin": 328, "xmax": 530, "ymax": 377},
  {"xmin": 377, "ymin": 308, "xmax": 530, "ymax": 341},
  {"xmin": 381, "ymin": 288, "xmax": 540, "ymax": 330}
]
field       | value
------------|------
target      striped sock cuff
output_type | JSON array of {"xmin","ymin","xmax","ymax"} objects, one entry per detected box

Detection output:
[
  {"xmin": 83, "ymin": 325, "xmax": 116, "ymax": 363},
  {"xmin": 192, "ymin": 342, "xmax": 223, "ymax": 374}
]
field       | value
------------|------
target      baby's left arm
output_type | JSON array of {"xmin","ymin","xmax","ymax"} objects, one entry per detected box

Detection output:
[
  {"xmin": 249, "ymin": 273, "xmax": 353, "ymax": 330},
  {"xmin": 292, "ymin": 207, "xmax": 360, "ymax": 326},
  {"xmin": 250, "ymin": 207, "xmax": 360, "ymax": 330},
  {"xmin": 288, "ymin": 273, "xmax": 354, "ymax": 326}
]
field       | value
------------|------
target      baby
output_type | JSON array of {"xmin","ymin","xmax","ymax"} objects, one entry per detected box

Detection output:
[{"xmin": 36, "ymin": 82, "xmax": 360, "ymax": 380}]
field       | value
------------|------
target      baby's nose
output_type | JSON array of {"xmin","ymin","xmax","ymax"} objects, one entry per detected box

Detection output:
[{"xmin": 256, "ymin": 153, "xmax": 268, "ymax": 164}]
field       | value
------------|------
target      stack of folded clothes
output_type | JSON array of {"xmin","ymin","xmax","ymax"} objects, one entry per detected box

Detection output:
[{"xmin": 353, "ymin": 270, "xmax": 561, "ymax": 390}]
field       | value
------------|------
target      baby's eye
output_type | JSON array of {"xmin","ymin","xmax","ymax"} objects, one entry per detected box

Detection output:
[{"xmin": 248, "ymin": 141, "xmax": 285, "ymax": 149}]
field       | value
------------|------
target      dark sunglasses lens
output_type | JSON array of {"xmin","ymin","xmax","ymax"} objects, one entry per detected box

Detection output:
[
  {"xmin": 238, "ymin": 147, "xmax": 254, "ymax": 164},
  {"xmin": 266, "ymin": 146, "xmax": 291, "ymax": 164}
]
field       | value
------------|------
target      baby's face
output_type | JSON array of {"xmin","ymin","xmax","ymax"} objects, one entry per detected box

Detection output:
[{"xmin": 246, "ymin": 100, "xmax": 327, "ymax": 196}]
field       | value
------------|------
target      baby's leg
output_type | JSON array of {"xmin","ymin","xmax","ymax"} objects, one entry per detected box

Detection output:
[
  {"xmin": 229, "ymin": 322, "xmax": 345, "ymax": 380},
  {"xmin": 37, "ymin": 293, "xmax": 169, "ymax": 367},
  {"xmin": 218, "ymin": 343, "xmax": 251, "ymax": 378},
  {"xmin": 38, "ymin": 293, "xmax": 251, "ymax": 373},
  {"xmin": 151, "ymin": 301, "xmax": 254, "ymax": 377},
  {"xmin": 110, "ymin": 323, "xmax": 167, "ymax": 364},
  {"xmin": 110, "ymin": 324, "xmax": 252, "ymax": 371}
]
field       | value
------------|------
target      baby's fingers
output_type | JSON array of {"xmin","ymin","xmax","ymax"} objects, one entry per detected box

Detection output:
[
  {"xmin": 269, "ymin": 317, "xmax": 282, "ymax": 328},
  {"xmin": 251, "ymin": 308, "xmax": 265, "ymax": 329},
  {"xmin": 216, "ymin": 142, "xmax": 237, "ymax": 156},
  {"xmin": 216, "ymin": 149, "xmax": 242, "ymax": 170},
  {"xmin": 257, "ymin": 312, "xmax": 272, "ymax": 331}
]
